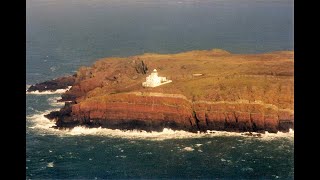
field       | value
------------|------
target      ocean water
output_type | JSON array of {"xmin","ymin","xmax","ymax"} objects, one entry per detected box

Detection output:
[{"xmin": 26, "ymin": 0, "xmax": 294, "ymax": 179}]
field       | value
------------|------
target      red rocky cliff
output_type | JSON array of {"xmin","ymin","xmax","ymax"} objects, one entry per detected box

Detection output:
[{"xmin": 39, "ymin": 49, "xmax": 293, "ymax": 133}]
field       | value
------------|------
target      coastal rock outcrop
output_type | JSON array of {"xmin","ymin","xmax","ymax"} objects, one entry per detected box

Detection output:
[
  {"xmin": 45, "ymin": 93, "xmax": 293, "ymax": 132},
  {"xmin": 27, "ymin": 75, "xmax": 76, "ymax": 92},
  {"xmin": 29, "ymin": 49, "xmax": 294, "ymax": 133}
]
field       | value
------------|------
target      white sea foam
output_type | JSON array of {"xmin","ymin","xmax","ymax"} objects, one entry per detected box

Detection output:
[
  {"xmin": 182, "ymin": 147, "xmax": 194, "ymax": 151},
  {"xmin": 116, "ymin": 155, "xmax": 127, "ymax": 158},
  {"xmin": 47, "ymin": 97, "xmax": 65, "ymax": 107},
  {"xmin": 27, "ymin": 109, "xmax": 294, "ymax": 140},
  {"xmin": 64, "ymin": 126, "xmax": 202, "ymax": 140},
  {"xmin": 26, "ymin": 86, "xmax": 72, "ymax": 95},
  {"xmin": 47, "ymin": 162, "xmax": 54, "ymax": 168},
  {"xmin": 27, "ymin": 109, "xmax": 60, "ymax": 131},
  {"xmin": 26, "ymin": 84, "xmax": 31, "ymax": 90},
  {"xmin": 259, "ymin": 129, "xmax": 294, "ymax": 140},
  {"xmin": 50, "ymin": 66, "xmax": 56, "ymax": 72},
  {"xmin": 241, "ymin": 167, "xmax": 254, "ymax": 172}
]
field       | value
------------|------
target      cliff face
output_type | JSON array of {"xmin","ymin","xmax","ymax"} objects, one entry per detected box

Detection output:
[
  {"xmin": 46, "ymin": 92, "xmax": 293, "ymax": 133},
  {"xmin": 34, "ymin": 49, "xmax": 294, "ymax": 133},
  {"xmin": 69, "ymin": 93, "xmax": 194, "ymax": 131}
]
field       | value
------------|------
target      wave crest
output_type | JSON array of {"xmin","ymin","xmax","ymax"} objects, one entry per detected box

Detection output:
[
  {"xmin": 26, "ymin": 86, "xmax": 72, "ymax": 95},
  {"xmin": 47, "ymin": 97, "xmax": 65, "ymax": 107}
]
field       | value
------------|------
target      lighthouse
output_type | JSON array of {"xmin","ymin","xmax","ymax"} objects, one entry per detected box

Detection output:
[{"xmin": 142, "ymin": 69, "xmax": 172, "ymax": 87}]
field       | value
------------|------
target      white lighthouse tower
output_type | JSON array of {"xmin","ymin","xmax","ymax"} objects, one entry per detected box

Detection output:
[{"xmin": 142, "ymin": 69, "xmax": 172, "ymax": 87}]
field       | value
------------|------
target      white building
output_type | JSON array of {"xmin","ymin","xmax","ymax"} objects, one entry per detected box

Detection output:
[{"xmin": 142, "ymin": 69, "xmax": 172, "ymax": 87}]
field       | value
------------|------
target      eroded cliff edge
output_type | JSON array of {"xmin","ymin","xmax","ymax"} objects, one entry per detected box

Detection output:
[{"xmin": 29, "ymin": 49, "xmax": 294, "ymax": 133}]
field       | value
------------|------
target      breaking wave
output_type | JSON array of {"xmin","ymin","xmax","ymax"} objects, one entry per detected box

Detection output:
[
  {"xmin": 27, "ymin": 109, "xmax": 60, "ymax": 131},
  {"xmin": 47, "ymin": 97, "xmax": 65, "ymax": 107},
  {"xmin": 26, "ymin": 84, "xmax": 31, "ymax": 90},
  {"xmin": 26, "ymin": 86, "xmax": 72, "ymax": 95},
  {"xmin": 26, "ymin": 109, "xmax": 294, "ymax": 140}
]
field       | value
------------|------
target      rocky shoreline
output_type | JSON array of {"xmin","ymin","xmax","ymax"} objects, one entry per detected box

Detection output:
[
  {"xmin": 27, "ymin": 75, "xmax": 76, "ymax": 92},
  {"xmin": 43, "ymin": 92, "xmax": 293, "ymax": 133},
  {"xmin": 27, "ymin": 49, "xmax": 294, "ymax": 133}
]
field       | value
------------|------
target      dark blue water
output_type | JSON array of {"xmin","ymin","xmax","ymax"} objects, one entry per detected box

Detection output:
[
  {"xmin": 26, "ymin": 0, "xmax": 294, "ymax": 179},
  {"xmin": 26, "ymin": 0, "xmax": 293, "ymax": 84}
]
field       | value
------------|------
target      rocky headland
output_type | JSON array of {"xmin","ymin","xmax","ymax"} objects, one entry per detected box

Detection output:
[
  {"xmin": 27, "ymin": 75, "xmax": 76, "ymax": 92},
  {"xmin": 28, "ymin": 49, "xmax": 294, "ymax": 133}
]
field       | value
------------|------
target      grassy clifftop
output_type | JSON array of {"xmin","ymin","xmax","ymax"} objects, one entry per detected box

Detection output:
[{"xmin": 70, "ymin": 49, "xmax": 293, "ymax": 112}]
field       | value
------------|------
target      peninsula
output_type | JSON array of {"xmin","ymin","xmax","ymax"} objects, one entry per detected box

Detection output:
[{"xmin": 28, "ymin": 49, "xmax": 294, "ymax": 133}]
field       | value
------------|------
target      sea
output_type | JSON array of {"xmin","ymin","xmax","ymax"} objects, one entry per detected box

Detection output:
[{"xmin": 26, "ymin": 0, "xmax": 294, "ymax": 179}]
